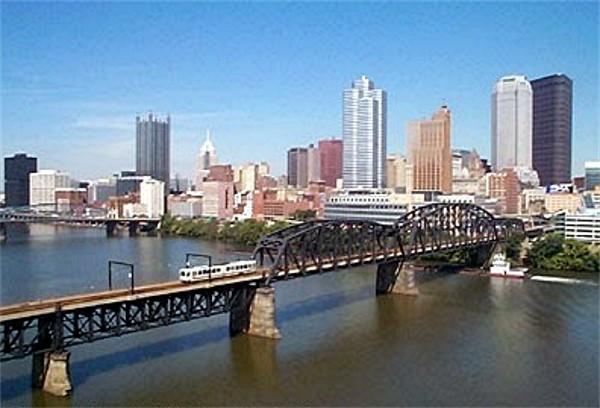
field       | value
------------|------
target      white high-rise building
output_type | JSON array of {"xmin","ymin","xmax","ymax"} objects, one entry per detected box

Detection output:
[
  {"xmin": 196, "ymin": 129, "xmax": 218, "ymax": 191},
  {"xmin": 29, "ymin": 170, "xmax": 70, "ymax": 209},
  {"xmin": 342, "ymin": 75, "xmax": 387, "ymax": 188},
  {"xmin": 491, "ymin": 75, "xmax": 533, "ymax": 171},
  {"xmin": 140, "ymin": 178, "xmax": 165, "ymax": 218}
]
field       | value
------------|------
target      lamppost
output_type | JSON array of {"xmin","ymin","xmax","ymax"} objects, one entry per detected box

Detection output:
[{"xmin": 108, "ymin": 260, "xmax": 135, "ymax": 293}]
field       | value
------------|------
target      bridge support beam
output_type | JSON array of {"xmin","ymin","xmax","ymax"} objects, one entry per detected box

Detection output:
[
  {"xmin": 128, "ymin": 221, "xmax": 138, "ymax": 237},
  {"xmin": 106, "ymin": 221, "xmax": 117, "ymax": 237},
  {"xmin": 32, "ymin": 351, "xmax": 72, "ymax": 397},
  {"xmin": 376, "ymin": 261, "xmax": 419, "ymax": 296},
  {"xmin": 480, "ymin": 243, "xmax": 500, "ymax": 269},
  {"xmin": 230, "ymin": 286, "xmax": 281, "ymax": 339}
]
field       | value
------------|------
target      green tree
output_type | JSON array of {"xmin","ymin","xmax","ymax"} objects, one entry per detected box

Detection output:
[
  {"xmin": 290, "ymin": 209, "xmax": 317, "ymax": 221},
  {"xmin": 525, "ymin": 234, "xmax": 599, "ymax": 272},
  {"xmin": 526, "ymin": 233, "xmax": 564, "ymax": 269},
  {"xmin": 505, "ymin": 232, "xmax": 525, "ymax": 263}
]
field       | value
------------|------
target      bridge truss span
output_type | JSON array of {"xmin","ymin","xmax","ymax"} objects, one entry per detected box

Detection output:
[{"xmin": 253, "ymin": 203, "xmax": 525, "ymax": 283}]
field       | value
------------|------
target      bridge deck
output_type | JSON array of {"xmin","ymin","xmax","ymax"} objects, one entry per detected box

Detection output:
[{"xmin": 0, "ymin": 237, "xmax": 494, "ymax": 323}]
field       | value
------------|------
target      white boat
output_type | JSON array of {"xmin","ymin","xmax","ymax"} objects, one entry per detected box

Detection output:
[
  {"xmin": 489, "ymin": 253, "xmax": 527, "ymax": 279},
  {"xmin": 179, "ymin": 259, "xmax": 257, "ymax": 283}
]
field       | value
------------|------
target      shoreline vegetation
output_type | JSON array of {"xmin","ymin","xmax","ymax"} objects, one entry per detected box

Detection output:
[
  {"xmin": 160, "ymin": 215, "xmax": 290, "ymax": 247},
  {"xmin": 160, "ymin": 210, "xmax": 316, "ymax": 247},
  {"xmin": 161, "ymin": 216, "xmax": 599, "ymax": 273},
  {"xmin": 525, "ymin": 233, "xmax": 599, "ymax": 273},
  {"xmin": 415, "ymin": 232, "xmax": 599, "ymax": 273}
]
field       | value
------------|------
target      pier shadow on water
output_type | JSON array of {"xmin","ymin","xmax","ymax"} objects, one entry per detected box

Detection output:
[{"xmin": 1, "ymin": 283, "xmax": 374, "ymax": 403}]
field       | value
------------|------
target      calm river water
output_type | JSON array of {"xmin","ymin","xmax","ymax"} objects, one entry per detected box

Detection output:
[{"xmin": 0, "ymin": 224, "xmax": 598, "ymax": 407}]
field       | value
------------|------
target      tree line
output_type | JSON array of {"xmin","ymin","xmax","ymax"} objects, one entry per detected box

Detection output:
[
  {"xmin": 160, "ymin": 215, "xmax": 289, "ymax": 247},
  {"xmin": 420, "ymin": 232, "xmax": 599, "ymax": 273}
]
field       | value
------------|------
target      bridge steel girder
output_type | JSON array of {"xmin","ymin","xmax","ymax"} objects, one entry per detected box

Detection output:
[
  {"xmin": 0, "ymin": 283, "xmax": 255, "ymax": 362},
  {"xmin": 253, "ymin": 203, "xmax": 525, "ymax": 283}
]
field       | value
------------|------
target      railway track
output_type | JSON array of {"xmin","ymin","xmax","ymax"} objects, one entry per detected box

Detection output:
[{"xmin": 0, "ymin": 280, "xmax": 185, "ymax": 317}]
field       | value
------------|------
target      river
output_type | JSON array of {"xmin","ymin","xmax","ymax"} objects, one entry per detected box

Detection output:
[{"xmin": 0, "ymin": 224, "xmax": 598, "ymax": 406}]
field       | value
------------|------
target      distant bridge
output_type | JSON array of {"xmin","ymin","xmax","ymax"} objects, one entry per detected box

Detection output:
[
  {"xmin": 0, "ymin": 212, "xmax": 160, "ymax": 237},
  {"xmin": 0, "ymin": 203, "xmax": 527, "ymax": 396}
]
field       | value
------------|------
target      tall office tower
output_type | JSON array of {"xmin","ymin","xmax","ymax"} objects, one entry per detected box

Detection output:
[
  {"xmin": 406, "ymin": 106, "xmax": 452, "ymax": 193},
  {"xmin": 531, "ymin": 74, "xmax": 573, "ymax": 185},
  {"xmin": 287, "ymin": 147, "xmax": 308, "ymax": 188},
  {"xmin": 307, "ymin": 144, "xmax": 321, "ymax": 183},
  {"xmin": 4, "ymin": 153, "xmax": 37, "ymax": 207},
  {"xmin": 491, "ymin": 75, "xmax": 533, "ymax": 171},
  {"xmin": 342, "ymin": 75, "xmax": 387, "ymax": 188},
  {"xmin": 196, "ymin": 130, "xmax": 218, "ymax": 190},
  {"xmin": 136, "ymin": 113, "xmax": 170, "ymax": 185},
  {"xmin": 29, "ymin": 170, "xmax": 70, "ymax": 209},
  {"xmin": 318, "ymin": 138, "xmax": 343, "ymax": 187}
]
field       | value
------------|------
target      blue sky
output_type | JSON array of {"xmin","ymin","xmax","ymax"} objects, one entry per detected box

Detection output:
[{"xmin": 2, "ymin": 1, "xmax": 598, "ymax": 181}]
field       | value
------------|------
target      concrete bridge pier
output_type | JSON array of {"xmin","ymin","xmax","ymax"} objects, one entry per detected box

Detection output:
[
  {"xmin": 128, "ymin": 221, "xmax": 139, "ymax": 237},
  {"xmin": 230, "ymin": 285, "xmax": 281, "ymax": 339},
  {"xmin": 106, "ymin": 221, "xmax": 117, "ymax": 237},
  {"xmin": 0, "ymin": 222, "xmax": 6, "ymax": 242},
  {"xmin": 376, "ymin": 261, "xmax": 419, "ymax": 296},
  {"xmin": 480, "ymin": 243, "xmax": 501, "ymax": 269},
  {"xmin": 32, "ymin": 351, "xmax": 72, "ymax": 397}
]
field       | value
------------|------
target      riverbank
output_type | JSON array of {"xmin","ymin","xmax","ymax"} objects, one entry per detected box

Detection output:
[{"xmin": 159, "ymin": 216, "xmax": 289, "ymax": 247}]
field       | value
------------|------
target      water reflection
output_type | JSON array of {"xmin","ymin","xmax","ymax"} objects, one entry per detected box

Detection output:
[{"xmin": 1, "ymin": 227, "xmax": 598, "ymax": 407}]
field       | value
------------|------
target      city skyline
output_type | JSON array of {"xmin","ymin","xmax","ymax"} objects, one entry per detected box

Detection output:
[{"xmin": 2, "ymin": 2, "xmax": 598, "ymax": 182}]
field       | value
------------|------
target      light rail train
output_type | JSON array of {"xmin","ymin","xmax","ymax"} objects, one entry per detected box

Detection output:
[{"xmin": 179, "ymin": 259, "xmax": 257, "ymax": 283}]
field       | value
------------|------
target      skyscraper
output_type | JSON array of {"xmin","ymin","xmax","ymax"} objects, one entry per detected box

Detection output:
[
  {"xmin": 307, "ymin": 144, "xmax": 321, "ymax": 183},
  {"xmin": 196, "ymin": 130, "xmax": 218, "ymax": 190},
  {"xmin": 4, "ymin": 153, "xmax": 37, "ymax": 207},
  {"xmin": 531, "ymin": 74, "xmax": 573, "ymax": 185},
  {"xmin": 318, "ymin": 138, "xmax": 343, "ymax": 187},
  {"xmin": 287, "ymin": 147, "xmax": 308, "ymax": 188},
  {"xmin": 342, "ymin": 75, "xmax": 387, "ymax": 188},
  {"xmin": 136, "ymin": 113, "xmax": 170, "ymax": 185},
  {"xmin": 491, "ymin": 75, "xmax": 533, "ymax": 171},
  {"xmin": 406, "ymin": 106, "xmax": 452, "ymax": 193}
]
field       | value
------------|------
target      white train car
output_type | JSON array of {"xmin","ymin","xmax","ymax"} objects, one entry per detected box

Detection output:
[{"xmin": 179, "ymin": 259, "xmax": 257, "ymax": 283}]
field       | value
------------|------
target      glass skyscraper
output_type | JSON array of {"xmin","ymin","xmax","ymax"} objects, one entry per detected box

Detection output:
[
  {"xmin": 491, "ymin": 75, "xmax": 533, "ymax": 171},
  {"xmin": 136, "ymin": 113, "xmax": 170, "ymax": 185},
  {"xmin": 531, "ymin": 74, "xmax": 572, "ymax": 185},
  {"xmin": 342, "ymin": 76, "xmax": 387, "ymax": 188},
  {"xmin": 287, "ymin": 147, "xmax": 308, "ymax": 188},
  {"xmin": 4, "ymin": 153, "xmax": 37, "ymax": 207}
]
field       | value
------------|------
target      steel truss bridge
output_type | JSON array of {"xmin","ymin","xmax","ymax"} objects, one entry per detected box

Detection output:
[
  {"xmin": 1, "ymin": 203, "xmax": 525, "ymax": 366},
  {"xmin": 254, "ymin": 202, "xmax": 525, "ymax": 283}
]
